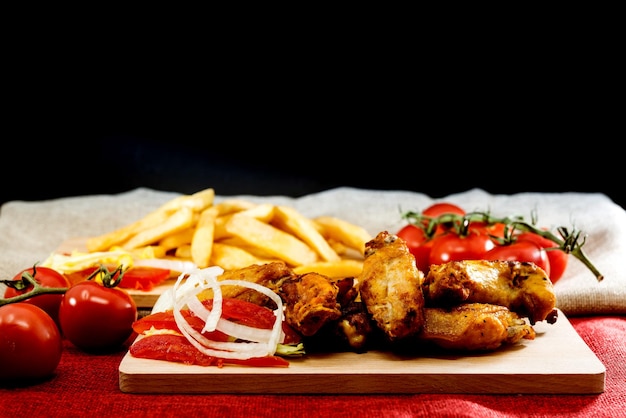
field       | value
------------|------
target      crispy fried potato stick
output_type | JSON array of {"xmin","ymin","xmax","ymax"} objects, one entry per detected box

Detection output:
[
  {"xmin": 224, "ymin": 214, "xmax": 319, "ymax": 266},
  {"xmin": 293, "ymin": 259, "xmax": 363, "ymax": 279},
  {"xmin": 86, "ymin": 188, "xmax": 215, "ymax": 252},
  {"xmin": 159, "ymin": 188, "xmax": 215, "ymax": 213},
  {"xmin": 314, "ymin": 216, "xmax": 372, "ymax": 254},
  {"xmin": 213, "ymin": 204, "xmax": 276, "ymax": 240},
  {"xmin": 210, "ymin": 242, "xmax": 275, "ymax": 270},
  {"xmin": 122, "ymin": 207, "xmax": 196, "ymax": 250},
  {"xmin": 191, "ymin": 206, "xmax": 219, "ymax": 268},
  {"xmin": 213, "ymin": 199, "xmax": 258, "ymax": 215},
  {"xmin": 86, "ymin": 209, "xmax": 172, "ymax": 252},
  {"xmin": 158, "ymin": 228, "xmax": 195, "ymax": 251},
  {"xmin": 273, "ymin": 206, "xmax": 341, "ymax": 262}
]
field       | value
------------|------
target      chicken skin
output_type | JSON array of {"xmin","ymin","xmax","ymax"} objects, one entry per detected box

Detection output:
[
  {"xmin": 279, "ymin": 272, "xmax": 342, "ymax": 336},
  {"xmin": 359, "ymin": 231, "xmax": 425, "ymax": 341},
  {"xmin": 423, "ymin": 260, "xmax": 557, "ymax": 325},
  {"xmin": 419, "ymin": 303, "xmax": 536, "ymax": 351},
  {"xmin": 210, "ymin": 261, "xmax": 297, "ymax": 307}
]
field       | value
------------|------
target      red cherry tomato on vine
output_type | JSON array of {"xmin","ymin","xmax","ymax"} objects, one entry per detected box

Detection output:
[
  {"xmin": 3, "ymin": 266, "xmax": 70, "ymax": 328},
  {"xmin": 396, "ymin": 224, "xmax": 431, "ymax": 272},
  {"xmin": 422, "ymin": 202, "xmax": 466, "ymax": 234},
  {"xmin": 58, "ymin": 280, "xmax": 137, "ymax": 351},
  {"xmin": 515, "ymin": 232, "xmax": 568, "ymax": 283},
  {"xmin": 484, "ymin": 240, "xmax": 551, "ymax": 277},
  {"xmin": 422, "ymin": 202, "xmax": 466, "ymax": 217},
  {"xmin": 429, "ymin": 232, "xmax": 496, "ymax": 266},
  {"xmin": 0, "ymin": 303, "xmax": 63, "ymax": 381}
]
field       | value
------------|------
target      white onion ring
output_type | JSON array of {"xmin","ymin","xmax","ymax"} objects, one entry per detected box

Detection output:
[{"xmin": 170, "ymin": 267, "xmax": 285, "ymax": 360}]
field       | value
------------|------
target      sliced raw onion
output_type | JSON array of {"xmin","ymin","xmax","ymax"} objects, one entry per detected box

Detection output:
[
  {"xmin": 134, "ymin": 258, "xmax": 197, "ymax": 273},
  {"xmin": 170, "ymin": 267, "xmax": 285, "ymax": 360}
]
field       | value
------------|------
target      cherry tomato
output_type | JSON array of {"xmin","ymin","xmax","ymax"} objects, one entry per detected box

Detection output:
[
  {"xmin": 58, "ymin": 280, "xmax": 137, "ymax": 351},
  {"xmin": 429, "ymin": 232, "xmax": 496, "ymax": 266},
  {"xmin": 484, "ymin": 240, "xmax": 551, "ymax": 277},
  {"xmin": 515, "ymin": 232, "xmax": 568, "ymax": 283},
  {"xmin": 396, "ymin": 224, "xmax": 431, "ymax": 273},
  {"xmin": 3, "ymin": 266, "xmax": 70, "ymax": 328},
  {"xmin": 0, "ymin": 303, "xmax": 63, "ymax": 381},
  {"xmin": 422, "ymin": 202, "xmax": 465, "ymax": 217},
  {"xmin": 422, "ymin": 202, "xmax": 466, "ymax": 235}
]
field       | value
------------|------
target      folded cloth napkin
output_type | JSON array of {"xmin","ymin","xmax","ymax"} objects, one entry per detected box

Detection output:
[{"xmin": 1, "ymin": 187, "xmax": 623, "ymax": 316}]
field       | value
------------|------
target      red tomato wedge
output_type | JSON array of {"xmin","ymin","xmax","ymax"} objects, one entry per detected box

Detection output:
[
  {"xmin": 134, "ymin": 298, "xmax": 301, "ymax": 345},
  {"xmin": 130, "ymin": 297, "xmax": 298, "ymax": 367},
  {"xmin": 130, "ymin": 334, "xmax": 289, "ymax": 367},
  {"xmin": 132, "ymin": 310, "xmax": 230, "ymax": 342},
  {"xmin": 118, "ymin": 266, "xmax": 171, "ymax": 291},
  {"xmin": 66, "ymin": 265, "xmax": 171, "ymax": 291}
]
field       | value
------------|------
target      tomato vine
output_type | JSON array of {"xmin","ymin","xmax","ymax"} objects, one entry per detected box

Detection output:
[
  {"xmin": 0, "ymin": 264, "xmax": 127, "ymax": 306},
  {"xmin": 401, "ymin": 209, "xmax": 603, "ymax": 282}
]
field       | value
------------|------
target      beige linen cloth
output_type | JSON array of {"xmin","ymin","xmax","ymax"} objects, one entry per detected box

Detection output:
[{"xmin": 1, "ymin": 187, "xmax": 624, "ymax": 317}]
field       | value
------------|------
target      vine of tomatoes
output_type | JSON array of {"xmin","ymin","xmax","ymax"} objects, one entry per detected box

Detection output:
[{"xmin": 397, "ymin": 202, "xmax": 603, "ymax": 284}]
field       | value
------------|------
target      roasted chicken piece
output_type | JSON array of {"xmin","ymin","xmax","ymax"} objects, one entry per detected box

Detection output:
[
  {"xmin": 359, "ymin": 231, "xmax": 425, "ymax": 341},
  {"xmin": 419, "ymin": 303, "xmax": 536, "ymax": 351},
  {"xmin": 208, "ymin": 261, "xmax": 297, "ymax": 307},
  {"xmin": 279, "ymin": 272, "xmax": 342, "ymax": 336},
  {"xmin": 423, "ymin": 260, "xmax": 557, "ymax": 324},
  {"xmin": 304, "ymin": 299, "xmax": 377, "ymax": 353}
]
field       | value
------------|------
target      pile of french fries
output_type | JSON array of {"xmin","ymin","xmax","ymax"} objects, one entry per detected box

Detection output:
[{"xmin": 85, "ymin": 187, "xmax": 372, "ymax": 279}]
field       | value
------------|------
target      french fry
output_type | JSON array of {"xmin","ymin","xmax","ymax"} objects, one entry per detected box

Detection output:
[
  {"xmin": 174, "ymin": 244, "xmax": 192, "ymax": 259},
  {"xmin": 209, "ymin": 242, "xmax": 273, "ymax": 270},
  {"xmin": 214, "ymin": 204, "xmax": 276, "ymax": 240},
  {"xmin": 158, "ymin": 228, "xmax": 195, "ymax": 251},
  {"xmin": 326, "ymin": 238, "xmax": 348, "ymax": 256},
  {"xmin": 272, "ymin": 205, "xmax": 341, "ymax": 262},
  {"xmin": 191, "ymin": 206, "xmax": 219, "ymax": 268},
  {"xmin": 293, "ymin": 259, "xmax": 364, "ymax": 279},
  {"xmin": 158, "ymin": 187, "xmax": 215, "ymax": 213},
  {"xmin": 86, "ymin": 209, "xmax": 172, "ymax": 252},
  {"xmin": 216, "ymin": 237, "xmax": 282, "ymax": 260},
  {"xmin": 238, "ymin": 203, "xmax": 276, "ymax": 222},
  {"xmin": 86, "ymin": 188, "xmax": 215, "ymax": 252},
  {"xmin": 128, "ymin": 245, "xmax": 168, "ymax": 260},
  {"xmin": 314, "ymin": 216, "xmax": 372, "ymax": 255},
  {"xmin": 213, "ymin": 199, "xmax": 258, "ymax": 215},
  {"xmin": 84, "ymin": 190, "xmax": 374, "ymax": 284},
  {"xmin": 224, "ymin": 214, "xmax": 319, "ymax": 266},
  {"xmin": 122, "ymin": 207, "xmax": 196, "ymax": 250}
]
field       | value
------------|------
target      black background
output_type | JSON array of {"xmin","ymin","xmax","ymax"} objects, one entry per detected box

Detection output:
[
  {"xmin": 3, "ymin": 118, "xmax": 622, "ymax": 210},
  {"xmin": 3, "ymin": 60, "xmax": 622, "ymax": 209}
]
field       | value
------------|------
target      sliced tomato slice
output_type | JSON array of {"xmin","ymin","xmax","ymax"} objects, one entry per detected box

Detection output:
[
  {"xmin": 201, "ymin": 298, "xmax": 302, "ymax": 344},
  {"xmin": 132, "ymin": 310, "xmax": 230, "ymax": 342},
  {"xmin": 118, "ymin": 266, "xmax": 171, "ymax": 291},
  {"xmin": 66, "ymin": 265, "xmax": 171, "ymax": 291},
  {"xmin": 130, "ymin": 334, "xmax": 289, "ymax": 367}
]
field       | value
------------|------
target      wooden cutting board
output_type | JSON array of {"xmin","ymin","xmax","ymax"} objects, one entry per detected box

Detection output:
[{"xmin": 118, "ymin": 310, "xmax": 605, "ymax": 394}]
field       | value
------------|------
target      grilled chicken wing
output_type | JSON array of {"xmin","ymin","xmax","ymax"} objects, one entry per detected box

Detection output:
[
  {"xmin": 359, "ymin": 231, "xmax": 425, "ymax": 340},
  {"xmin": 423, "ymin": 260, "xmax": 557, "ymax": 324},
  {"xmin": 279, "ymin": 272, "xmax": 342, "ymax": 336},
  {"xmin": 419, "ymin": 303, "xmax": 536, "ymax": 351},
  {"xmin": 212, "ymin": 261, "xmax": 297, "ymax": 306}
]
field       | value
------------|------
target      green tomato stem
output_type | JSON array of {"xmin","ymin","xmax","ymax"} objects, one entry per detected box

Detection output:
[
  {"xmin": 0, "ymin": 270, "xmax": 68, "ymax": 307},
  {"xmin": 0, "ymin": 263, "xmax": 128, "ymax": 307}
]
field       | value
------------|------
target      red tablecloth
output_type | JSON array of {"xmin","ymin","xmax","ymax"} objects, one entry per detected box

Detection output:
[{"xmin": 1, "ymin": 315, "xmax": 623, "ymax": 418}]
